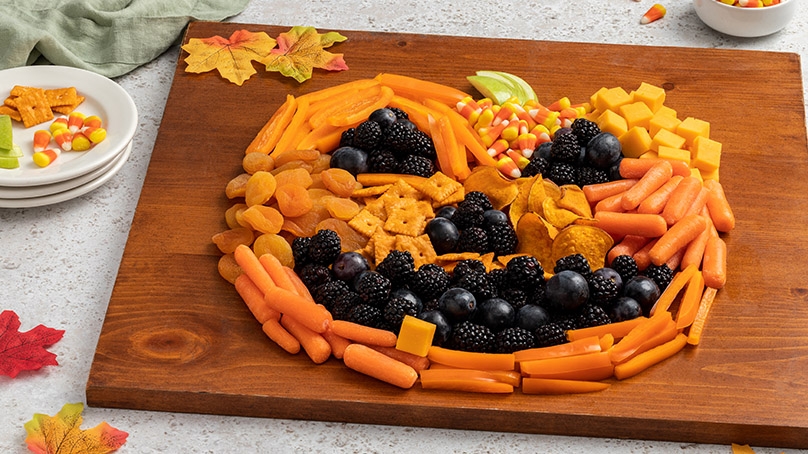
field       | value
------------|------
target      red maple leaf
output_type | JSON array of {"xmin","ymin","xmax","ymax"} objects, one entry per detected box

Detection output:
[{"xmin": 0, "ymin": 310, "xmax": 64, "ymax": 378}]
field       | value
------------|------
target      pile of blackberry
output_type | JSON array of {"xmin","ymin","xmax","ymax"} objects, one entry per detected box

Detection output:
[
  {"xmin": 520, "ymin": 118, "xmax": 624, "ymax": 187},
  {"xmin": 334, "ymin": 107, "xmax": 438, "ymax": 177},
  {"xmin": 293, "ymin": 228, "xmax": 646, "ymax": 354}
]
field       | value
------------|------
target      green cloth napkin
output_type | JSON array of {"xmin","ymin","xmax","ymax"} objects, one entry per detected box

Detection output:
[{"xmin": 0, "ymin": 0, "xmax": 250, "ymax": 77}]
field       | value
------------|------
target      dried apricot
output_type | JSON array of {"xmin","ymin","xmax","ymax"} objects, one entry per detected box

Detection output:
[
  {"xmin": 282, "ymin": 202, "xmax": 331, "ymax": 237},
  {"xmin": 225, "ymin": 203, "xmax": 248, "ymax": 229},
  {"xmin": 316, "ymin": 218, "xmax": 369, "ymax": 252},
  {"xmin": 326, "ymin": 197, "xmax": 361, "ymax": 220},
  {"xmin": 225, "ymin": 173, "xmax": 251, "ymax": 199},
  {"xmin": 242, "ymin": 153, "xmax": 275, "ymax": 174},
  {"xmin": 212, "ymin": 227, "xmax": 254, "ymax": 254},
  {"xmin": 276, "ymin": 184, "xmax": 313, "ymax": 217},
  {"xmin": 253, "ymin": 233, "xmax": 294, "ymax": 267},
  {"xmin": 274, "ymin": 167, "xmax": 313, "ymax": 188},
  {"xmin": 217, "ymin": 253, "xmax": 242, "ymax": 284},
  {"xmin": 310, "ymin": 153, "xmax": 331, "ymax": 174},
  {"xmin": 241, "ymin": 205, "xmax": 284, "ymax": 234},
  {"xmin": 271, "ymin": 160, "xmax": 314, "ymax": 175},
  {"xmin": 273, "ymin": 148, "xmax": 320, "ymax": 167},
  {"xmin": 321, "ymin": 168, "xmax": 358, "ymax": 198},
  {"xmin": 245, "ymin": 171, "xmax": 277, "ymax": 207}
]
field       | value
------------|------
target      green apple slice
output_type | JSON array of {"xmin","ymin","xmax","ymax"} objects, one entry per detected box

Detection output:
[
  {"xmin": 492, "ymin": 71, "xmax": 538, "ymax": 104},
  {"xmin": 0, "ymin": 114, "xmax": 12, "ymax": 151},
  {"xmin": 467, "ymin": 74, "xmax": 516, "ymax": 105},
  {"xmin": 0, "ymin": 143, "xmax": 23, "ymax": 158},
  {"xmin": 0, "ymin": 155, "xmax": 20, "ymax": 169}
]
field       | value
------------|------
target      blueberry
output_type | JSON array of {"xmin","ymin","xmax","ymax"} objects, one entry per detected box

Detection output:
[
  {"xmin": 438, "ymin": 287, "xmax": 476, "ymax": 324},
  {"xmin": 592, "ymin": 267, "xmax": 623, "ymax": 293},
  {"xmin": 544, "ymin": 270, "xmax": 589, "ymax": 312},
  {"xmin": 418, "ymin": 310, "xmax": 452, "ymax": 346},
  {"xmin": 425, "ymin": 217, "xmax": 460, "ymax": 255},
  {"xmin": 585, "ymin": 132, "xmax": 622, "ymax": 169},
  {"xmin": 623, "ymin": 276, "xmax": 661, "ymax": 316},
  {"xmin": 331, "ymin": 252, "xmax": 369, "ymax": 282},
  {"xmin": 608, "ymin": 296, "xmax": 643, "ymax": 322},
  {"xmin": 474, "ymin": 298, "xmax": 515, "ymax": 332},
  {"xmin": 391, "ymin": 288, "xmax": 423, "ymax": 314},
  {"xmin": 515, "ymin": 304, "xmax": 551, "ymax": 332},
  {"xmin": 435, "ymin": 205, "xmax": 457, "ymax": 220},
  {"xmin": 330, "ymin": 146, "xmax": 368, "ymax": 176},
  {"xmin": 608, "ymin": 158, "xmax": 623, "ymax": 181},
  {"xmin": 368, "ymin": 108, "xmax": 397, "ymax": 129},
  {"xmin": 482, "ymin": 209, "xmax": 509, "ymax": 227}
]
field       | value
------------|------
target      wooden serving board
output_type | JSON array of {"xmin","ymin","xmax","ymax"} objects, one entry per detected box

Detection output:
[{"xmin": 87, "ymin": 22, "xmax": 808, "ymax": 448}]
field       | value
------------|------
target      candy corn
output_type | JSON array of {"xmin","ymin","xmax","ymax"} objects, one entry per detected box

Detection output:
[
  {"xmin": 33, "ymin": 130, "xmax": 51, "ymax": 152},
  {"xmin": 53, "ymin": 129, "xmax": 73, "ymax": 151},
  {"xmin": 33, "ymin": 148, "xmax": 60, "ymax": 167},
  {"xmin": 641, "ymin": 4, "xmax": 667, "ymax": 24}
]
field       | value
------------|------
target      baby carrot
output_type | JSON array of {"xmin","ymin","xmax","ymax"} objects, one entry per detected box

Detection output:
[
  {"xmin": 427, "ymin": 346, "xmax": 515, "ymax": 371},
  {"xmin": 280, "ymin": 315, "xmax": 332, "ymax": 364},
  {"xmin": 661, "ymin": 176, "xmax": 703, "ymax": 226},
  {"xmin": 234, "ymin": 244, "xmax": 276, "ymax": 296},
  {"xmin": 686, "ymin": 287, "xmax": 718, "ymax": 345},
  {"xmin": 583, "ymin": 178, "xmax": 638, "ymax": 204},
  {"xmin": 283, "ymin": 266, "xmax": 314, "ymax": 302},
  {"xmin": 368, "ymin": 345, "xmax": 431, "ymax": 372},
  {"xmin": 330, "ymin": 320, "xmax": 398, "ymax": 348},
  {"xmin": 702, "ymin": 236, "xmax": 728, "ymax": 289},
  {"xmin": 343, "ymin": 343, "xmax": 418, "ymax": 389},
  {"xmin": 684, "ymin": 186, "xmax": 709, "ymax": 217},
  {"xmin": 595, "ymin": 192, "xmax": 626, "ymax": 213},
  {"xmin": 522, "ymin": 378, "xmax": 610, "ymax": 395},
  {"xmin": 264, "ymin": 286, "xmax": 332, "ymax": 333},
  {"xmin": 613, "ymin": 333, "xmax": 688, "ymax": 380},
  {"xmin": 234, "ymin": 273, "xmax": 280, "ymax": 324},
  {"xmin": 594, "ymin": 211, "xmax": 668, "ymax": 238},
  {"xmin": 608, "ymin": 236, "xmax": 651, "ymax": 264},
  {"xmin": 649, "ymin": 214, "xmax": 708, "ymax": 267},
  {"xmin": 419, "ymin": 368, "xmax": 514, "ymax": 393},
  {"xmin": 321, "ymin": 327, "xmax": 351, "ymax": 359},
  {"xmin": 519, "ymin": 351, "xmax": 614, "ymax": 381},
  {"xmin": 259, "ymin": 253, "xmax": 297, "ymax": 294},
  {"xmin": 703, "ymin": 179, "xmax": 736, "ymax": 232},
  {"xmin": 675, "ymin": 270, "xmax": 705, "ymax": 329},
  {"xmin": 681, "ymin": 212, "xmax": 713, "ymax": 269},
  {"xmin": 665, "ymin": 247, "xmax": 685, "ymax": 271},
  {"xmin": 621, "ymin": 160, "xmax": 673, "ymax": 211},
  {"xmin": 262, "ymin": 318, "xmax": 301, "ymax": 355},
  {"xmin": 632, "ymin": 238, "xmax": 658, "ymax": 271},
  {"xmin": 637, "ymin": 175, "xmax": 683, "ymax": 214},
  {"xmin": 620, "ymin": 157, "xmax": 690, "ymax": 179},
  {"xmin": 566, "ymin": 316, "xmax": 647, "ymax": 342}
]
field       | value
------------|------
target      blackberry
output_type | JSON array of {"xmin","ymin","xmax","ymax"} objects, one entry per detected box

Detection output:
[
  {"xmin": 452, "ymin": 259, "xmax": 487, "ymax": 280},
  {"xmin": 534, "ymin": 322, "xmax": 568, "ymax": 347},
  {"xmin": 576, "ymin": 166, "xmax": 609, "ymax": 186},
  {"xmin": 529, "ymin": 284, "xmax": 547, "ymax": 307},
  {"xmin": 521, "ymin": 156, "xmax": 549, "ymax": 178},
  {"xmin": 354, "ymin": 271, "xmax": 391, "ymax": 307},
  {"xmin": 505, "ymin": 255, "xmax": 545, "ymax": 292},
  {"xmin": 611, "ymin": 254, "xmax": 639, "ymax": 283},
  {"xmin": 463, "ymin": 191, "xmax": 494, "ymax": 211},
  {"xmin": 307, "ymin": 229, "xmax": 342, "ymax": 266},
  {"xmin": 571, "ymin": 118, "xmax": 601, "ymax": 147},
  {"xmin": 383, "ymin": 296, "xmax": 420, "ymax": 332},
  {"xmin": 576, "ymin": 304, "xmax": 612, "ymax": 329},
  {"xmin": 458, "ymin": 226, "xmax": 489, "ymax": 254},
  {"xmin": 411, "ymin": 264, "xmax": 450, "ymax": 301},
  {"xmin": 643, "ymin": 263, "xmax": 674, "ymax": 291},
  {"xmin": 353, "ymin": 120, "xmax": 383, "ymax": 150},
  {"xmin": 330, "ymin": 291, "xmax": 362, "ymax": 321},
  {"xmin": 549, "ymin": 132, "xmax": 581, "ymax": 164},
  {"xmin": 500, "ymin": 288, "xmax": 529, "ymax": 310},
  {"xmin": 291, "ymin": 236, "xmax": 311, "ymax": 269},
  {"xmin": 451, "ymin": 201, "xmax": 485, "ymax": 230},
  {"xmin": 398, "ymin": 154, "xmax": 436, "ymax": 177},
  {"xmin": 547, "ymin": 161, "xmax": 578, "ymax": 186},
  {"xmin": 494, "ymin": 327, "xmax": 536, "ymax": 353},
  {"xmin": 454, "ymin": 272, "xmax": 498, "ymax": 301},
  {"xmin": 339, "ymin": 128, "xmax": 355, "ymax": 147},
  {"xmin": 486, "ymin": 268, "xmax": 509, "ymax": 294},
  {"xmin": 313, "ymin": 280, "xmax": 351, "ymax": 307},
  {"xmin": 298, "ymin": 263, "xmax": 332, "ymax": 290},
  {"xmin": 554, "ymin": 253, "xmax": 592, "ymax": 279},
  {"xmin": 375, "ymin": 250, "xmax": 416, "ymax": 289},
  {"xmin": 423, "ymin": 298, "xmax": 440, "ymax": 312},
  {"xmin": 448, "ymin": 321, "xmax": 495, "ymax": 353},
  {"xmin": 388, "ymin": 107, "xmax": 409, "ymax": 120},
  {"xmin": 588, "ymin": 273, "xmax": 619, "ymax": 307},
  {"xmin": 407, "ymin": 130, "xmax": 437, "ymax": 160},
  {"xmin": 367, "ymin": 149, "xmax": 399, "ymax": 173},
  {"xmin": 485, "ymin": 222, "xmax": 518, "ymax": 256},
  {"xmin": 554, "ymin": 315, "xmax": 580, "ymax": 332},
  {"xmin": 382, "ymin": 122, "xmax": 418, "ymax": 157},
  {"xmin": 348, "ymin": 303, "xmax": 383, "ymax": 328}
]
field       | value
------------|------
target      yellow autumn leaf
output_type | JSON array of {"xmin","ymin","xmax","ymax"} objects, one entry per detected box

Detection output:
[
  {"xmin": 24, "ymin": 402, "xmax": 128, "ymax": 454},
  {"xmin": 182, "ymin": 29, "xmax": 277, "ymax": 86},
  {"xmin": 262, "ymin": 26, "xmax": 349, "ymax": 83}
]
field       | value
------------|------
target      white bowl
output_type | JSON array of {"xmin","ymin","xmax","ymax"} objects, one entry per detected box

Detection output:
[{"xmin": 693, "ymin": 0, "xmax": 797, "ymax": 37}]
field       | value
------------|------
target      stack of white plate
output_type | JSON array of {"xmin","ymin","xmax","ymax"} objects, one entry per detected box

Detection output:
[{"xmin": 0, "ymin": 66, "xmax": 138, "ymax": 208}]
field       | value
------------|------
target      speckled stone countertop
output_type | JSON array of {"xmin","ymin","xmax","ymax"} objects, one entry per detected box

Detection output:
[{"xmin": 1, "ymin": 1, "xmax": 806, "ymax": 452}]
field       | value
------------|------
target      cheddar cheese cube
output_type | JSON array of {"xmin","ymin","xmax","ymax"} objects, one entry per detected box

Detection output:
[
  {"xmin": 633, "ymin": 82, "xmax": 666, "ymax": 113},
  {"xmin": 677, "ymin": 117, "xmax": 710, "ymax": 148},
  {"xmin": 657, "ymin": 145, "xmax": 691, "ymax": 165},
  {"xmin": 691, "ymin": 135, "xmax": 722, "ymax": 172},
  {"xmin": 655, "ymin": 105, "xmax": 678, "ymax": 118},
  {"xmin": 619, "ymin": 101, "xmax": 654, "ymax": 130},
  {"xmin": 596, "ymin": 109, "xmax": 628, "ymax": 137},
  {"xmin": 396, "ymin": 315, "xmax": 436, "ymax": 357},
  {"xmin": 639, "ymin": 150, "xmax": 659, "ymax": 159},
  {"xmin": 597, "ymin": 86, "xmax": 633, "ymax": 112},
  {"xmin": 649, "ymin": 112, "xmax": 682, "ymax": 138},
  {"xmin": 619, "ymin": 126, "xmax": 652, "ymax": 158},
  {"xmin": 650, "ymin": 128, "xmax": 687, "ymax": 152}
]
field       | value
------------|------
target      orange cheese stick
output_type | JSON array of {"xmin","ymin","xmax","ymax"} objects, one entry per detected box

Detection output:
[
  {"xmin": 343, "ymin": 343, "xmax": 418, "ymax": 389},
  {"xmin": 419, "ymin": 368, "xmax": 514, "ymax": 393},
  {"xmin": 427, "ymin": 346, "xmax": 515, "ymax": 371},
  {"xmin": 330, "ymin": 320, "xmax": 398, "ymax": 348},
  {"xmin": 522, "ymin": 378, "xmax": 610, "ymax": 394}
]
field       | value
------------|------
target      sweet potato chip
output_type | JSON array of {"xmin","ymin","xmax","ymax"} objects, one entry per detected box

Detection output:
[
  {"xmin": 543, "ymin": 178, "xmax": 562, "ymax": 201},
  {"xmin": 542, "ymin": 197, "xmax": 582, "ymax": 230},
  {"xmin": 516, "ymin": 212, "xmax": 555, "ymax": 269},
  {"xmin": 462, "ymin": 166, "xmax": 519, "ymax": 211},
  {"xmin": 552, "ymin": 225, "xmax": 614, "ymax": 271},
  {"xmin": 558, "ymin": 185, "xmax": 593, "ymax": 218},
  {"xmin": 527, "ymin": 175, "xmax": 548, "ymax": 215},
  {"xmin": 508, "ymin": 175, "xmax": 538, "ymax": 228}
]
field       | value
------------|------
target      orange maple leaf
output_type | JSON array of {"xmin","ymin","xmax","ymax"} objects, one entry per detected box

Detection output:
[
  {"xmin": 182, "ymin": 29, "xmax": 277, "ymax": 86},
  {"xmin": 24, "ymin": 403, "xmax": 128, "ymax": 454},
  {"xmin": 262, "ymin": 26, "xmax": 349, "ymax": 83}
]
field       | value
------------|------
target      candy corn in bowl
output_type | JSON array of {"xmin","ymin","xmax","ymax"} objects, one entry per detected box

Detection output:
[{"xmin": 693, "ymin": 0, "xmax": 797, "ymax": 37}]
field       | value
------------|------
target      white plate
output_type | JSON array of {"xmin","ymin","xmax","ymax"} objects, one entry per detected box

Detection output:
[
  {"xmin": 0, "ymin": 140, "xmax": 130, "ymax": 199},
  {"xmin": 0, "ymin": 65, "xmax": 138, "ymax": 187},
  {"xmin": 0, "ymin": 140, "xmax": 132, "ymax": 208}
]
